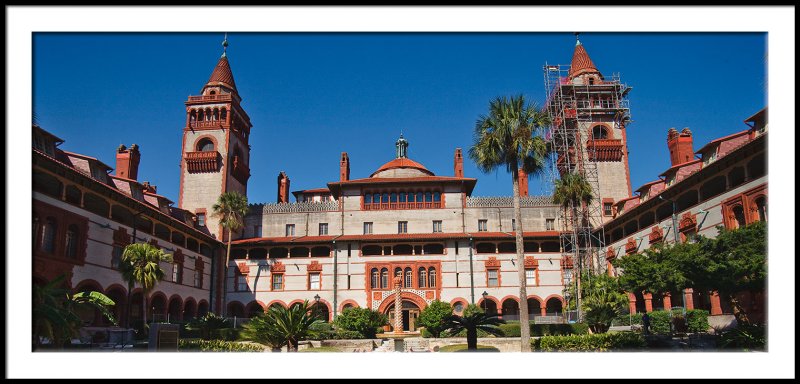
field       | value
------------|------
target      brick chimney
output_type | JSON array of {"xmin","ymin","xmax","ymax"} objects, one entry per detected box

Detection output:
[
  {"xmin": 340, "ymin": 152, "xmax": 350, "ymax": 182},
  {"xmin": 518, "ymin": 168, "xmax": 529, "ymax": 197},
  {"xmin": 277, "ymin": 171, "xmax": 290, "ymax": 203},
  {"xmin": 454, "ymin": 148, "xmax": 464, "ymax": 178},
  {"xmin": 116, "ymin": 144, "xmax": 141, "ymax": 180},
  {"xmin": 667, "ymin": 127, "xmax": 694, "ymax": 166}
]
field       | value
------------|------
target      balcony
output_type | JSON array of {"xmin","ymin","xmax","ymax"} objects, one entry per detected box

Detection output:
[
  {"xmin": 185, "ymin": 151, "xmax": 220, "ymax": 173},
  {"xmin": 189, "ymin": 120, "xmax": 226, "ymax": 130},
  {"xmin": 363, "ymin": 202, "xmax": 441, "ymax": 211},
  {"xmin": 187, "ymin": 94, "xmax": 232, "ymax": 103},
  {"xmin": 586, "ymin": 139, "xmax": 623, "ymax": 162}
]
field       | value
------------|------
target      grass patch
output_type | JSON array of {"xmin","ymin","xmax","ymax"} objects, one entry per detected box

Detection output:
[
  {"xmin": 438, "ymin": 344, "xmax": 500, "ymax": 352},
  {"xmin": 299, "ymin": 346, "xmax": 342, "ymax": 352}
]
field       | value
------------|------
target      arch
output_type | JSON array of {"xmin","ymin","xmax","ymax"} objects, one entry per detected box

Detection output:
[
  {"xmin": 148, "ymin": 292, "xmax": 168, "ymax": 321},
  {"xmin": 728, "ymin": 166, "xmax": 746, "ymax": 188},
  {"xmin": 623, "ymin": 220, "xmax": 639, "ymax": 237},
  {"xmin": 290, "ymin": 247, "xmax": 310, "ymax": 257},
  {"xmin": 171, "ymin": 232, "xmax": 186, "ymax": 248},
  {"xmin": 249, "ymin": 248, "xmax": 267, "ymax": 260},
  {"xmin": 167, "ymin": 295, "xmax": 183, "ymax": 322},
  {"xmin": 197, "ymin": 300, "xmax": 209, "ymax": 316},
  {"xmin": 592, "ymin": 124, "xmax": 609, "ymax": 139},
  {"xmin": 700, "ymin": 175, "xmax": 727, "ymax": 200},
  {"xmin": 544, "ymin": 295, "xmax": 565, "ymax": 315},
  {"xmin": 195, "ymin": 135, "xmax": 217, "ymax": 152},
  {"xmin": 377, "ymin": 292, "xmax": 429, "ymax": 314},
  {"xmin": 370, "ymin": 268, "xmax": 379, "ymax": 289},
  {"xmin": 540, "ymin": 241, "xmax": 560, "ymax": 252},
  {"xmin": 449, "ymin": 298, "xmax": 469, "ymax": 315},
  {"xmin": 732, "ymin": 205, "xmax": 746, "ymax": 229},
  {"xmin": 656, "ymin": 202, "xmax": 673, "ymax": 222},
  {"xmin": 362, "ymin": 245, "xmax": 382, "ymax": 256},
  {"xmin": 393, "ymin": 244, "xmax": 413, "ymax": 255},
  {"xmin": 523, "ymin": 242, "xmax": 539, "ymax": 253},
  {"xmin": 477, "ymin": 296, "xmax": 499, "ymax": 316},
  {"xmin": 526, "ymin": 296, "xmax": 544, "ymax": 316},
  {"xmin": 83, "ymin": 192, "xmax": 110, "ymax": 219},
  {"xmin": 676, "ymin": 190, "xmax": 699, "ymax": 212},
  {"xmin": 231, "ymin": 248, "xmax": 248, "ymax": 260},
  {"xmin": 311, "ymin": 299, "xmax": 332, "ymax": 322},
  {"xmin": 423, "ymin": 243, "xmax": 444, "ymax": 255},
  {"xmin": 110, "ymin": 205, "xmax": 134, "ymax": 225},
  {"xmin": 501, "ymin": 296, "xmax": 521, "ymax": 319},
  {"xmin": 638, "ymin": 211, "xmax": 655, "ymax": 229},
  {"xmin": 476, "ymin": 242, "xmax": 496, "ymax": 254},
  {"xmin": 73, "ymin": 279, "xmax": 104, "ymax": 294},
  {"xmin": 182, "ymin": 298, "xmax": 197, "ymax": 321},
  {"xmin": 747, "ymin": 155, "xmax": 766, "ymax": 180},
  {"xmin": 266, "ymin": 300, "xmax": 288, "ymax": 310},
  {"xmin": 105, "ymin": 284, "xmax": 127, "ymax": 326},
  {"xmin": 288, "ymin": 299, "xmax": 306, "ymax": 310},
  {"xmin": 227, "ymin": 301, "xmax": 246, "ymax": 318},
  {"xmin": 497, "ymin": 242, "xmax": 516, "ymax": 253},
  {"xmin": 404, "ymin": 267, "xmax": 413, "ymax": 288},
  {"xmin": 310, "ymin": 246, "xmax": 330, "ymax": 257},
  {"xmin": 186, "ymin": 238, "xmax": 199, "ymax": 253},
  {"xmin": 33, "ymin": 170, "xmax": 63, "ymax": 198},
  {"xmin": 154, "ymin": 223, "xmax": 171, "ymax": 241},
  {"xmin": 753, "ymin": 195, "xmax": 767, "ymax": 222},
  {"xmin": 380, "ymin": 268, "xmax": 389, "ymax": 289},
  {"xmin": 338, "ymin": 300, "xmax": 360, "ymax": 313},
  {"xmin": 269, "ymin": 247, "xmax": 289, "ymax": 258},
  {"xmin": 41, "ymin": 217, "xmax": 58, "ymax": 254},
  {"xmin": 245, "ymin": 300, "xmax": 266, "ymax": 318},
  {"xmin": 418, "ymin": 267, "xmax": 427, "ymax": 288}
]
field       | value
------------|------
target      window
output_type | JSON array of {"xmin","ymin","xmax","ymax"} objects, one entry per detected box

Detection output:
[
  {"xmin": 65, "ymin": 225, "xmax": 79, "ymax": 259},
  {"xmin": 197, "ymin": 138, "xmax": 214, "ymax": 152},
  {"xmin": 478, "ymin": 219, "xmax": 487, "ymax": 232},
  {"xmin": 173, "ymin": 263, "xmax": 183, "ymax": 284},
  {"xmin": 42, "ymin": 218, "xmax": 57, "ymax": 254},
  {"xmin": 592, "ymin": 125, "xmax": 608, "ymax": 139},
  {"xmin": 433, "ymin": 192, "xmax": 441, "ymax": 202},
  {"xmin": 755, "ymin": 197, "xmax": 767, "ymax": 221},
  {"xmin": 111, "ymin": 245, "xmax": 123, "ymax": 268},
  {"xmin": 398, "ymin": 221, "xmax": 408, "ymax": 234},
  {"xmin": 433, "ymin": 220, "xmax": 442, "ymax": 233},
  {"xmin": 732, "ymin": 206, "xmax": 746, "ymax": 229},
  {"xmin": 286, "ymin": 224, "xmax": 295, "ymax": 237},
  {"xmin": 404, "ymin": 268, "xmax": 412, "ymax": 288},
  {"xmin": 428, "ymin": 267, "xmax": 436, "ymax": 288},
  {"xmin": 380, "ymin": 268, "xmax": 388, "ymax": 289},
  {"xmin": 364, "ymin": 194, "xmax": 372, "ymax": 204},
  {"xmin": 546, "ymin": 219, "xmax": 555, "ymax": 231},
  {"xmin": 271, "ymin": 274, "xmax": 283, "ymax": 291},
  {"xmin": 363, "ymin": 222, "xmax": 373, "ymax": 234},
  {"xmin": 319, "ymin": 223, "xmax": 328, "ymax": 236},
  {"xmin": 309, "ymin": 273, "xmax": 321, "ymax": 290},
  {"xmin": 525, "ymin": 268, "xmax": 536, "ymax": 286},
  {"xmin": 194, "ymin": 270, "xmax": 202, "ymax": 288},
  {"xmin": 487, "ymin": 269, "xmax": 499, "ymax": 287},
  {"xmin": 512, "ymin": 219, "xmax": 516, "ymax": 231},
  {"xmin": 371, "ymin": 268, "xmax": 379, "ymax": 289},
  {"xmin": 418, "ymin": 268, "xmax": 427, "ymax": 288},
  {"xmin": 91, "ymin": 166, "xmax": 108, "ymax": 181},
  {"xmin": 196, "ymin": 213, "xmax": 206, "ymax": 227},
  {"xmin": 603, "ymin": 203, "xmax": 613, "ymax": 217},
  {"xmin": 453, "ymin": 302, "xmax": 464, "ymax": 314}
]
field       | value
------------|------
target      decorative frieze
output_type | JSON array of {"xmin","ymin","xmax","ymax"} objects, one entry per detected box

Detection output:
[{"xmin": 466, "ymin": 196, "xmax": 553, "ymax": 208}]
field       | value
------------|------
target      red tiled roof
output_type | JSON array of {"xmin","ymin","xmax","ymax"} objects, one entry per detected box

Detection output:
[
  {"xmin": 371, "ymin": 158, "xmax": 434, "ymax": 177},
  {"xmin": 294, "ymin": 188, "xmax": 330, "ymax": 194},
  {"xmin": 568, "ymin": 41, "xmax": 600, "ymax": 78},
  {"xmin": 695, "ymin": 130, "xmax": 750, "ymax": 154},
  {"xmin": 659, "ymin": 159, "xmax": 702, "ymax": 177},
  {"xmin": 207, "ymin": 56, "xmax": 237, "ymax": 91},
  {"xmin": 61, "ymin": 150, "xmax": 113, "ymax": 170},
  {"xmin": 231, "ymin": 235, "xmax": 338, "ymax": 245},
  {"xmin": 634, "ymin": 180, "xmax": 665, "ymax": 193},
  {"xmin": 331, "ymin": 176, "xmax": 476, "ymax": 185}
]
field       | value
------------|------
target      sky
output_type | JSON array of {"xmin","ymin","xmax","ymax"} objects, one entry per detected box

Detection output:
[{"xmin": 32, "ymin": 32, "xmax": 767, "ymax": 205}]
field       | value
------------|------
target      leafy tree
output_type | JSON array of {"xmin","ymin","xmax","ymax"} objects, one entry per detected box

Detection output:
[
  {"xmin": 333, "ymin": 307, "xmax": 387, "ymax": 339},
  {"xmin": 118, "ymin": 242, "xmax": 172, "ymax": 331},
  {"xmin": 417, "ymin": 300, "xmax": 453, "ymax": 338},
  {"xmin": 444, "ymin": 304, "xmax": 506, "ymax": 351},
  {"xmin": 212, "ymin": 191, "xmax": 249, "ymax": 316},
  {"xmin": 241, "ymin": 300, "xmax": 321, "ymax": 352},
  {"xmin": 33, "ymin": 275, "xmax": 117, "ymax": 350},
  {"xmin": 469, "ymin": 94, "xmax": 550, "ymax": 352},
  {"xmin": 185, "ymin": 312, "xmax": 232, "ymax": 340},
  {"xmin": 612, "ymin": 242, "xmax": 692, "ymax": 299}
]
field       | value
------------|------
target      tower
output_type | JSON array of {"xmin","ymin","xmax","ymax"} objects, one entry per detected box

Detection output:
[
  {"xmin": 543, "ymin": 34, "xmax": 633, "ymax": 276},
  {"xmin": 179, "ymin": 36, "xmax": 252, "ymax": 240}
]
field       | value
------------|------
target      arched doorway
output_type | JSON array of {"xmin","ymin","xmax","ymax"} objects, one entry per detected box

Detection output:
[
  {"xmin": 501, "ymin": 298, "xmax": 520, "ymax": 321},
  {"xmin": 385, "ymin": 300, "xmax": 422, "ymax": 332}
]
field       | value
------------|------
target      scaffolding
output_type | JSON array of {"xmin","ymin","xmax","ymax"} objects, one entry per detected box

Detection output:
[{"xmin": 542, "ymin": 63, "xmax": 631, "ymax": 299}]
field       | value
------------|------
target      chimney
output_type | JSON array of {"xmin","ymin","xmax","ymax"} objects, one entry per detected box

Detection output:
[
  {"xmin": 277, "ymin": 171, "xmax": 290, "ymax": 203},
  {"xmin": 142, "ymin": 181, "xmax": 157, "ymax": 194},
  {"xmin": 115, "ymin": 144, "xmax": 141, "ymax": 180},
  {"xmin": 667, "ymin": 127, "xmax": 694, "ymax": 166},
  {"xmin": 518, "ymin": 168, "xmax": 529, "ymax": 197},
  {"xmin": 340, "ymin": 152, "xmax": 350, "ymax": 182},
  {"xmin": 454, "ymin": 148, "xmax": 464, "ymax": 178}
]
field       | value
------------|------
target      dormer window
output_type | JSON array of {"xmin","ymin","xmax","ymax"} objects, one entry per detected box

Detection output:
[{"xmin": 91, "ymin": 166, "xmax": 108, "ymax": 182}]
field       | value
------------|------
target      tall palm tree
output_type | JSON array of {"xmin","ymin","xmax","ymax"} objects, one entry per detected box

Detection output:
[
  {"xmin": 211, "ymin": 191, "xmax": 249, "ymax": 316},
  {"xmin": 553, "ymin": 171, "xmax": 594, "ymax": 320},
  {"xmin": 445, "ymin": 304, "xmax": 506, "ymax": 351},
  {"xmin": 469, "ymin": 94, "xmax": 550, "ymax": 352},
  {"xmin": 119, "ymin": 242, "xmax": 172, "ymax": 332},
  {"xmin": 242, "ymin": 300, "xmax": 322, "ymax": 352}
]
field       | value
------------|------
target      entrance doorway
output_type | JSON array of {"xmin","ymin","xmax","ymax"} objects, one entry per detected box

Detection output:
[{"xmin": 386, "ymin": 301, "xmax": 421, "ymax": 332}]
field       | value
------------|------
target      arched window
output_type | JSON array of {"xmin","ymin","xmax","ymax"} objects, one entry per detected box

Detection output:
[
  {"xmin": 42, "ymin": 218, "xmax": 57, "ymax": 254},
  {"xmin": 416, "ymin": 192, "xmax": 424, "ymax": 204},
  {"xmin": 209, "ymin": 90, "xmax": 216, "ymax": 95},
  {"xmin": 390, "ymin": 193, "xmax": 397, "ymax": 203},
  {"xmin": 592, "ymin": 125, "xmax": 608, "ymax": 139},
  {"xmin": 428, "ymin": 267, "xmax": 436, "ymax": 288},
  {"xmin": 407, "ymin": 192, "xmax": 415, "ymax": 203},
  {"xmin": 220, "ymin": 108, "xmax": 227, "ymax": 121},
  {"xmin": 418, "ymin": 268, "xmax": 427, "ymax": 288},
  {"xmin": 588, "ymin": 77, "xmax": 595, "ymax": 85},
  {"xmin": 380, "ymin": 268, "xmax": 388, "ymax": 289},
  {"xmin": 755, "ymin": 196, "xmax": 767, "ymax": 222},
  {"xmin": 365, "ymin": 194, "xmax": 372, "ymax": 204},
  {"xmin": 196, "ymin": 138, "xmax": 214, "ymax": 152},
  {"xmin": 198, "ymin": 109, "xmax": 204, "ymax": 121},
  {"xmin": 381, "ymin": 193, "xmax": 389, "ymax": 203},
  {"xmin": 404, "ymin": 268, "xmax": 412, "ymax": 288},
  {"xmin": 373, "ymin": 193, "xmax": 380, "ymax": 204},
  {"xmin": 425, "ymin": 192, "xmax": 433, "ymax": 202},
  {"xmin": 394, "ymin": 267, "xmax": 402, "ymax": 279},
  {"xmin": 433, "ymin": 192, "xmax": 441, "ymax": 202},
  {"xmin": 371, "ymin": 268, "xmax": 379, "ymax": 289},
  {"xmin": 399, "ymin": 192, "xmax": 406, "ymax": 203},
  {"xmin": 65, "ymin": 224, "xmax": 79, "ymax": 259},
  {"xmin": 733, "ymin": 206, "xmax": 746, "ymax": 229}
]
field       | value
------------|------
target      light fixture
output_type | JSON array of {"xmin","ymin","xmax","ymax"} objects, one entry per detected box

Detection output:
[{"xmin": 314, "ymin": 294, "xmax": 320, "ymax": 303}]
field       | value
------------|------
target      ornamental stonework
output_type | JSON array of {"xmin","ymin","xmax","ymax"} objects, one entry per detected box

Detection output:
[
  {"xmin": 649, "ymin": 226, "xmax": 664, "ymax": 243},
  {"xmin": 524, "ymin": 256, "xmax": 538, "ymax": 268},
  {"xmin": 270, "ymin": 261, "xmax": 285, "ymax": 272},
  {"xmin": 679, "ymin": 212, "xmax": 697, "ymax": 232},
  {"xmin": 484, "ymin": 256, "xmax": 501, "ymax": 268},
  {"xmin": 307, "ymin": 260, "xmax": 322, "ymax": 272}
]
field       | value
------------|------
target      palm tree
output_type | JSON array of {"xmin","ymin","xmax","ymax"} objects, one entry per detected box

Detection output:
[
  {"xmin": 33, "ymin": 274, "xmax": 117, "ymax": 350},
  {"xmin": 119, "ymin": 242, "xmax": 172, "ymax": 333},
  {"xmin": 469, "ymin": 94, "xmax": 550, "ymax": 352},
  {"xmin": 552, "ymin": 171, "xmax": 594, "ymax": 320},
  {"xmin": 212, "ymin": 191, "xmax": 249, "ymax": 316},
  {"xmin": 242, "ymin": 300, "xmax": 322, "ymax": 352},
  {"xmin": 185, "ymin": 312, "xmax": 232, "ymax": 340},
  {"xmin": 445, "ymin": 304, "xmax": 506, "ymax": 351}
]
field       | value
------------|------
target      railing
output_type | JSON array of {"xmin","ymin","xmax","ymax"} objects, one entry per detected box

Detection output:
[
  {"xmin": 253, "ymin": 200, "xmax": 339, "ymax": 213},
  {"xmin": 363, "ymin": 202, "xmax": 441, "ymax": 210},
  {"xmin": 190, "ymin": 120, "xmax": 226, "ymax": 129},
  {"xmin": 533, "ymin": 314, "xmax": 567, "ymax": 324},
  {"xmin": 187, "ymin": 94, "xmax": 232, "ymax": 103},
  {"xmin": 466, "ymin": 196, "xmax": 554, "ymax": 208},
  {"xmin": 185, "ymin": 151, "xmax": 220, "ymax": 173}
]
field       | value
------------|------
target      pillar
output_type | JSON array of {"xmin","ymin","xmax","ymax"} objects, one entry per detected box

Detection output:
[
  {"xmin": 684, "ymin": 288, "xmax": 694, "ymax": 310},
  {"xmin": 627, "ymin": 293, "xmax": 637, "ymax": 314},
  {"xmin": 540, "ymin": 303, "xmax": 546, "ymax": 317},
  {"xmin": 643, "ymin": 293, "xmax": 653, "ymax": 313},
  {"xmin": 663, "ymin": 293, "xmax": 672, "ymax": 311},
  {"xmin": 710, "ymin": 291, "xmax": 723, "ymax": 315}
]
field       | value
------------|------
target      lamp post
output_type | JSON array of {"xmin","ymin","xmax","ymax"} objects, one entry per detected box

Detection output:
[
  {"xmin": 313, "ymin": 294, "xmax": 321, "ymax": 319},
  {"xmin": 482, "ymin": 291, "xmax": 489, "ymax": 313}
]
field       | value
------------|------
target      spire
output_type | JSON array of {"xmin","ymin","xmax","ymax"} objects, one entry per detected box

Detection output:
[
  {"xmin": 395, "ymin": 134, "xmax": 409, "ymax": 159},
  {"xmin": 221, "ymin": 32, "xmax": 228, "ymax": 58},
  {"xmin": 568, "ymin": 34, "xmax": 600, "ymax": 79},
  {"xmin": 206, "ymin": 35, "xmax": 237, "ymax": 92}
]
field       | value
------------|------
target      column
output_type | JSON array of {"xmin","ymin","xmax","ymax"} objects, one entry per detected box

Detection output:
[
  {"xmin": 684, "ymin": 288, "xmax": 695, "ymax": 310},
  {"xmin": 643, "ymin": 293, "xmax": 653, "ymax": 313},
  {"xmin": 627, "ymin": 293, "xmax": 637, "ymax": 314},
  {"xmin": 710, "ymin": 291, "xmax": 723, "ymax": 315},
  {"xmin": 663, "ymin": 293, "xmax": 672, "ymax": 311},
  {"xmin": 540, "ymin": 303, "xmax": 546, "ymax": 317}
]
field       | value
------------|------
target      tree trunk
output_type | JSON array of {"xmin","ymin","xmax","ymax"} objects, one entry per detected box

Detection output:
[
  {"xmin": 288, "ymin": 338, "xmax": 297, "ymax": 352},
  {"xmin": 467, "ymin": 328, "xmax": 477, "ymax": 350},
  {"xmin": 728, "ymin": 294, "xmax": 751, "ymax": 326},
  {"xmin": 125, "ymin": 284, "xmax": 132, "ymax": 329},
  {"xmin": 511, "ymin": 168, "xmax": 531, "ymax": 352}
]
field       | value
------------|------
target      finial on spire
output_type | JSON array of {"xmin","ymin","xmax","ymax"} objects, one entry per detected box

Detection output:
[
  {"xmin": 395, "ymin": 134, "xmax": 409, "ymax": 159},
  {"xmin": 575, "ymin": 32, "xmax": 581, "ymax": 46},
  {"xmin": 222, "ymin": 33, "xmax": 229, "ymax": 57}
]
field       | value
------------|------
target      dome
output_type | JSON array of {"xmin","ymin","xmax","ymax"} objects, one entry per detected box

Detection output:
[{"xmin": 370, "ymin": 158, "xmax": 435, "ymax": 178}]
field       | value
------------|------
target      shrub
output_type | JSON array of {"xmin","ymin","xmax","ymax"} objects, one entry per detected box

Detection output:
[
  {"xmin": 333, "ymin": 307, "xmax": 387, "ymax": 339},
  {"xmin": 333, "ymin": 330, "xmax": 364, "ymax": 340},
  {"xmin": 185, "ymin": 313, "xmax": 232, "ymax": 340},
  {"xmin": 648, "ymin": 310, "xmax": 672, "ymax": 335},
  {"xmin": 212, "ymin": 328, "xmax": 240, "ymax": 341},
  {"xmin": 686, "ymin": 309, "xmax": 709, "ymax": 333},
  {"xmin": 417, "ymin": 300, "xmax": 453, "ymax": 338},
  {"xmin": 178, "ymin": 339, "xmax": 264, "ymax": 352},
  {"xmin": 533, "ymin": 332, "xmax": 646, "ymax": 351},
  {"xmin": 489, "ymin": 322, "xmax": 589, "ymax": 337},
  {"xmin": 719, "ymin": 324, "xmax": 765, "ymax": 351}
]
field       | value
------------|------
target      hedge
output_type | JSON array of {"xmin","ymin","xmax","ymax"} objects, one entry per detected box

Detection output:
[
  {"xmin": 532, "ymin": 332, "xmax": 646, "ymax": 351},
  {"xmin": 179, "ymin": 339, "xmax": 264, "ymax": 352},
  {"xmin": 648, "ymin": 311, "xmax": 672, "ymax": 335},
  {"xmin": 686, "ymin": 309, "xmax": 709, "ymax": 333},
  {"xmin": 211, "ymin": 328, "xmax": 241, "ymax": 341},
  {"xmin": 497, "ymin": 322, "xmax": 589, "ymax": 337}
]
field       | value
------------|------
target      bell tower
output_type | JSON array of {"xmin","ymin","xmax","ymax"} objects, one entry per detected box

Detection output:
[{"xmin": 179, "ymin": 35, "xmax": 252, "ymax": 240}]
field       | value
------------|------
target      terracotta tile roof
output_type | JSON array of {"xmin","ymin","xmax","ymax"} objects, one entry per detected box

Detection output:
[
  {"xmin": 659, "ymin": 159, "xmax": 702, "ymax": 177},
  {"xmin": 207, "ymin": 56, "xmax": 237, "ymax": 91},
  {"xmin": 331, "ymin": 176, "xmax": 476, "ymax": 185},
  {"xmin": 293, "ymin": 188, "xmax": 331, "ymax": 195},
  {"xmin": 61, "ymin": 150, "xmax": 113, "ymax": 170},
  {"xmin": 568, "ymin": 41, "xmax": 600, "ymax": 78},
  {"xmin": 634, "ymin": 180, "xmax": 665, "ymax": 193},
  {"xmin": 371, "ymin": 158, "xmax": 434, "ymax": 177},
  {"xmin": 695, "ymin": 130, "xmax": 750, "ymax": 154}
]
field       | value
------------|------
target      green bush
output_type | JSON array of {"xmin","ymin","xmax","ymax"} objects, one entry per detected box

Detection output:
[
  {"xmin": 417, "ymin": 300, "xmax": 453, "ymax": 338},
  {"xmin": 466, "ymin": 322, "xmax": 588, "ymax": 338},
  {"xmin": 612, "ymin": 312, "xmax": 642, "ymax": 326},
  {"xmin": 333, "ymin": 307, "xmax": 387, "ymax": 339},
  {"xmin": 421, "ymin": 328, "xmax": 433, "ymax": 338},
  {"xmin": 648, "ymin": 311, "xmax": 672, "ymax": 335},
  {"xmin": 178, "ymin": 339, "xmax": 264, "ymax": 352},
  {"xmin": 686, "ymin": 309, "xmax": 709, "ymax": 333},
  {"xmin": 333, "ymin": 330, "xmax": 364, "ymax": 340},
  {"xmin": 533, "ymin": 332, "xmax": 646, "ymax": 351},
  {"xmin": 438, "ymin": 344, "xmax": 500, "ymax": 352},
  {"xmin": 719, "ymin": 324, "xmax": 765, "ymax": 351},
  {"xmin": 211, "ymin": 327, "xmax": 240, "ymax": 341}
]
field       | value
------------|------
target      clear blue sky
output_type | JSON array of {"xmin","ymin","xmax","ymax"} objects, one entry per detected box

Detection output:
[{"xmin": 33, "ymin": 32, "xmax": 766, "ymax": 205}]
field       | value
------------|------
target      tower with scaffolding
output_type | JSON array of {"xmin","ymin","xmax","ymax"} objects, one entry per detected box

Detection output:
[{"xmin": 543, "ymin": 36, "xmax": 633, "ymax": 317}]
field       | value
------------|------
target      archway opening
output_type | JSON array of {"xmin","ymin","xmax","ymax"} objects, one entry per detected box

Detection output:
[{"xmin": 385, "ymin": 300, "xmax": 422, "ymax": 332}]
